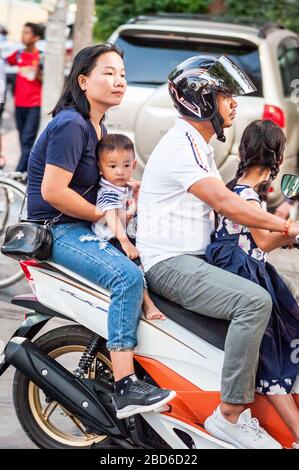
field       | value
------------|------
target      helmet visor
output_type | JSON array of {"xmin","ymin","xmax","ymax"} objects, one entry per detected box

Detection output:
[{"xmin": 202, "ymin": 55, "xmax": 257, "ymax": 97}]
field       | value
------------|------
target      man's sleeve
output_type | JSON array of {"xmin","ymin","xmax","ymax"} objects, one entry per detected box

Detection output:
[
  {"xmin": 170, "ymin": 142, "xmax": 217, "ymax": 191},
  {"xmin": 45, "ymin": 119, "xmax": 87, "ymax": 173},
  {"xmin": 6, "ymin": 51, "xmax": 18, "ymax": 66},
  {"xmin": 96, "ymin": 190, "xmax": 123, "ymax": 212}
]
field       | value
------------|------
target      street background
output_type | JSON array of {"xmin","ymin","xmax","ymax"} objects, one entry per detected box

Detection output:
[{"xmin": 0, "ymin": 0, "xmax": 299, "ymax": 450}]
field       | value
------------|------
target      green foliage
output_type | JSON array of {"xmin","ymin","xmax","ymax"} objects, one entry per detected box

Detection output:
[
  {"xmin": 225, "ymin": 0, "xmax": 299, "ymax": 33},
  {"xmin": 93, "ymin": 0, "xmax": 299, "ymax": 42},
  {"xmin": 94, "ymin": 0, "xmax": 210, "ymax": 41}
]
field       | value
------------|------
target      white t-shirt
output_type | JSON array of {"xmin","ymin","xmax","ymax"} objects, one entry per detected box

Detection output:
[{"xmin": 136, "ymin": 117, "xmax": 221, "ymax": 272}]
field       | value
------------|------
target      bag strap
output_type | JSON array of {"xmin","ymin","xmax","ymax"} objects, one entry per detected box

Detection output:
[{"xmin": 19, "ymin": 184, "xmax": 95, "ymax": 227}]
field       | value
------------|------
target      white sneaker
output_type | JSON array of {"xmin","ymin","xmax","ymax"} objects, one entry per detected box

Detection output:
[{"xmin": 204, "ymin": 406, "xmax": 282, "ymax": 449}]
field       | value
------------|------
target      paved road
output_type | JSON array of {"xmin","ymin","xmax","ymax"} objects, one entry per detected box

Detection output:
[{"xmin": 0, "ymin": 278, "xmax": 70, "ymax": 449}]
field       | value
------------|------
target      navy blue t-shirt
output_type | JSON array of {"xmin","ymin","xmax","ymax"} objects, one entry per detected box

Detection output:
[{"xmin": 27, "ymin": 108, "xmax": 106, "ymax": 223}]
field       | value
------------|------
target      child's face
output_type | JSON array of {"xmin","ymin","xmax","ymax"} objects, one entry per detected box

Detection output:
[
  {"xmin": 99, "ymin": 149, "xmax": 136, "ymax": 186},
  {"xmin": 21, "ymin": 26, "xmax": 40, "ymax": 47}
]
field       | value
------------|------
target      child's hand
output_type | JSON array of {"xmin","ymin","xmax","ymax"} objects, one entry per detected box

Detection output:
[
  {"xmin": 127, "ymin": 198, "xmax": 137, "ymax": 216},
  {"xmin": 121, "ymin": 239, "xmax": 139, "ymax": 260},
  {"xmin": 127, "ymin": 179, "xmax": 140, "ymax": 202}
]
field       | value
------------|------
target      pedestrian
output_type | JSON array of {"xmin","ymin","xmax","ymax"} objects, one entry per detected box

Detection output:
[
  {"xmin": 0, "ymin": 53, "xmax": 6, "ymax": 169},
  {"xmin": 6, "ymin": 22, "xmax": 43, "ymax": 172}
]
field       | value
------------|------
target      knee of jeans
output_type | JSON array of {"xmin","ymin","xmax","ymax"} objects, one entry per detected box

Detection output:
[
  {"xmin": 244, "ymin": 285, "xmax": 272, "ymax": 324},
  {"xmin": 125, "ymin": 263, "xmax": 144, "ymax": 291},
  {"xmin": 111, "ymin": 262, "xmax": 144, "ymax": 296},
  {"xmin": 257, "ymin": 288, "xmax": 272, "ymax": 319}
]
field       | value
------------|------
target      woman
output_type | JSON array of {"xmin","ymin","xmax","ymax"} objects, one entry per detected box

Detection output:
[{"xmin": 26, "ymin": 43, "xmax": 175, "ymax": 419}]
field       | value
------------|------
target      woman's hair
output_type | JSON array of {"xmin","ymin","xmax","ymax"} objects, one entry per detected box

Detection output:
[
  {"xmin": 52, "ymin": 43, "xmax": 124, "ymax": 119},
  {"xmin": 227, "ymin": 119, "xmax": 286, "ymax": 201},
  {"xmin": 96, "ymin": 134, "xmax": 135, "ymax": 161}
]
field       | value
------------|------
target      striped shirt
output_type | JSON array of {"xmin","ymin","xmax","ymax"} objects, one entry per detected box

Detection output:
[{"xmin": 92, "ymin": 177, "xmax": 136, "ymax": 240}]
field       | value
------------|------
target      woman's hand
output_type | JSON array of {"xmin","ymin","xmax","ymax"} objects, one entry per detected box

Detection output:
[
  {"xmin": 127, "ymin": 179, "xmax": 140, "ymax": 202},
  {"xmin": 127, "ymin": 198, "xmax": 137, "ymax": 215}
]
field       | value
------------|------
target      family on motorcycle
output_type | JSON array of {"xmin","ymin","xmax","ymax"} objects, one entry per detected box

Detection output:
[{"xmin": 26, "ymin": 43, "xmax": 299, "ymax": 449}]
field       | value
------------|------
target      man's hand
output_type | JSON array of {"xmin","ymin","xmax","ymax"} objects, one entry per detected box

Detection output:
[{"xmin": 120, "ymin": 239, "xmax": 139, "ymax": 260}]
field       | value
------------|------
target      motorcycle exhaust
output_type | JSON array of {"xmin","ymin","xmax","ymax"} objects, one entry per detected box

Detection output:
[{"xmin": 5, "ymin": 337, "xmax": 127, "ymax": 438}]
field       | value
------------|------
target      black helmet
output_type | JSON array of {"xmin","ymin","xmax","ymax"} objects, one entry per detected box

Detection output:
[{"xmin": 168, "ymin": 55, "xmax": 256, "ymax": 142}]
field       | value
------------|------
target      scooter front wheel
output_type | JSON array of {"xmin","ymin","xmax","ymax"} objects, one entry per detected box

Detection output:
[{"xmin": 12, "ymin": 324, "xmax": 116, "ymax": 449}]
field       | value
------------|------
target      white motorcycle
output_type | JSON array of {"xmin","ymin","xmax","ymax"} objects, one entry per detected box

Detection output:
[{"xmin": 0, "ymin": 174, "xmax": 299, "ymax": 449}]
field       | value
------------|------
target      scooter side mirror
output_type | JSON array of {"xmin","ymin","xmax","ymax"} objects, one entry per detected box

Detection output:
[{"xmin": 281, "ymin": 174, "xmax": 299, "ymax": 201}]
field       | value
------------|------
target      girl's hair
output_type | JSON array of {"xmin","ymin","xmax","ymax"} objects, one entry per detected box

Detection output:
[
  {"xmin": 52, "ymin": 43, "xmax": 124, "ymax": 119},
  {"xmin": 227, "ymin": 119, "xmax": 286, "ymax": 201}
]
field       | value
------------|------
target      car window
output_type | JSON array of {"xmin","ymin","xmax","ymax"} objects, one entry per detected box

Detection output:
[
  {"xmin": 116, "ymin": 35, "xmax": 263, "ymax": 97},
  {"xmin": 278, "ymin": 37, "xmax": 299, "ymax": 97}
]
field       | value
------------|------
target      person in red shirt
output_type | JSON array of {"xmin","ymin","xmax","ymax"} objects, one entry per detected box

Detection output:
[{"xmin": 6, "ymin": 22, "xmax": 43, "ymax": 172}]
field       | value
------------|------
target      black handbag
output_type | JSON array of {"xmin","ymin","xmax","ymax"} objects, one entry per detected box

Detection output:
[
  {"xmin": 1, "ymin": 185, "xmax": 94, "ymax": 261},
  {"xmin": 1, "ymin": 221, "xmax": 53, "ymax": 260}
]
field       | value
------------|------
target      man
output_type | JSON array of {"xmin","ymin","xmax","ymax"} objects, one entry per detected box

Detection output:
[
  {"xmin": 136, "ymin": 55, "xmax": 299, "ymax": 449},
  {"xmin": 6, "ymin": 23, "xmax": 43, "ymax": 172}
]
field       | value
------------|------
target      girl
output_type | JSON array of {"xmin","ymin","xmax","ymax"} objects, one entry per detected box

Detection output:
[{"xmin": 206, "ymin": 119, "xmax": 299, "ymax": 448}]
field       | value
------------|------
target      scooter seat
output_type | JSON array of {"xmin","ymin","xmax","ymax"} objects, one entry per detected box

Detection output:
[{"xmin": 150, "ymin": 292, "xmax": 229, "ymax": 351}]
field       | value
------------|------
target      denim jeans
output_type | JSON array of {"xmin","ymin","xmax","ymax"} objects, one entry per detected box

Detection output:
[
  {"xmin": 15, "ymin": 106, "xmax": 41, "ymax": 172},
  {"xmin": 50, "ymin": 222, "xmax": 144, "ymax": 351}
]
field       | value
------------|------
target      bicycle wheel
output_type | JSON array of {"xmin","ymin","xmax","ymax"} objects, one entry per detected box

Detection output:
[{"xmin": 0, "ymin": 178, "xmax": 26, "ymax": 288}]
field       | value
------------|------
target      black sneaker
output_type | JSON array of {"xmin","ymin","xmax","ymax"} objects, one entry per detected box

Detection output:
[{"xmin": 113, "ymin": 374, "xmax": 176, "ymax": 419}]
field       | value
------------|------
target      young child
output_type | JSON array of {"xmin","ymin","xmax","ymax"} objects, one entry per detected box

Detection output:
[
  {"xmin": 92, "ymin": 133, "xmax": 166, "ymax": 321},
  {"xmin": 206, "ymin": 119, "xmax": 299, "ymax": 449}
]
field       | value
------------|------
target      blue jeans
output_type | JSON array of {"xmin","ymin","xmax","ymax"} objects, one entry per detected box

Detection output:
[
  {"xmin": 50, "ymin": 222, "xmax": 144, "ymax": 351},
  {"xmin": 15, "ymin": 106, "xmax": 41, "ymax": 172}
]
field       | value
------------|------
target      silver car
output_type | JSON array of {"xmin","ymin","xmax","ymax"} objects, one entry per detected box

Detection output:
[{"xmin": 107, "ymin": 15, "xmax": 299, "ymax": 207}]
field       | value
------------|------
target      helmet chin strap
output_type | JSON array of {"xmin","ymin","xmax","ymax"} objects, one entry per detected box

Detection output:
[{"xmin": 211, "ymin": 112, "xmax": 226, "ymax": 142}]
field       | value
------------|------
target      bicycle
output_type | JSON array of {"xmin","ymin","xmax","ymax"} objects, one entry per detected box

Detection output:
[{"xmin": 0, "ymin": 170, "xmax": 27, "ymax": 288}]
